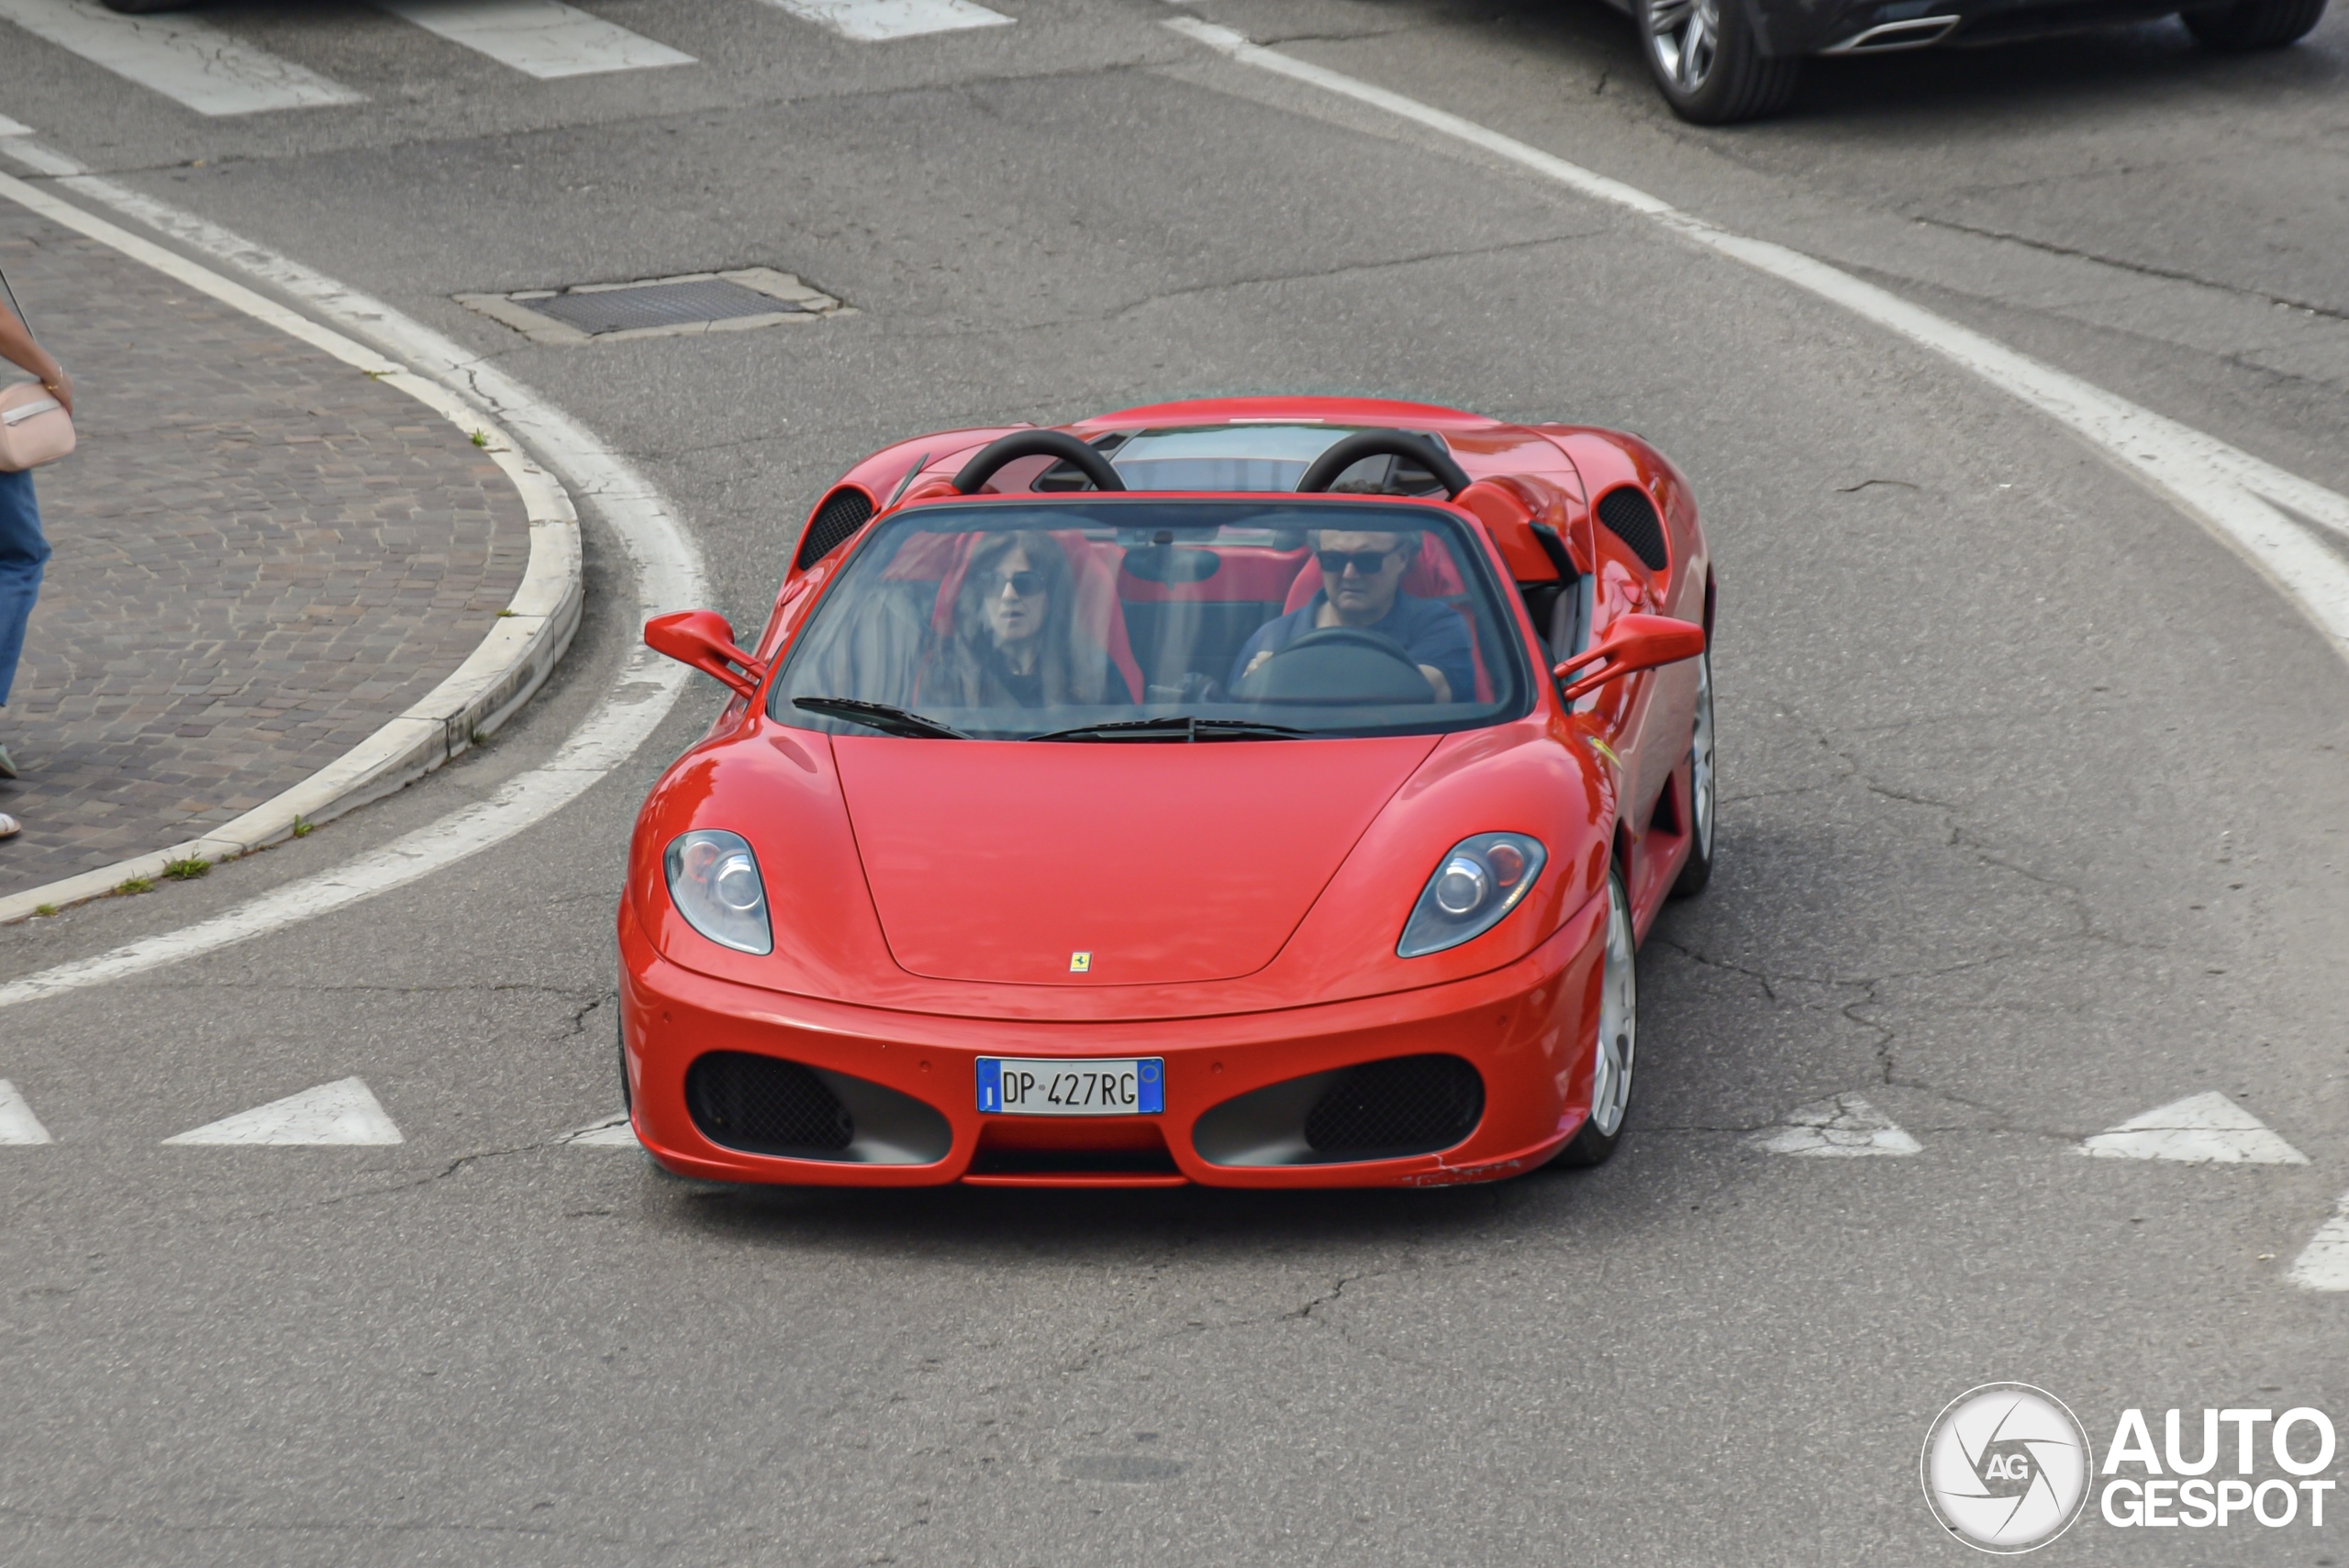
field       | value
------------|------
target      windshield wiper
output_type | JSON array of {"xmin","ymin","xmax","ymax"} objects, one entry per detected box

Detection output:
[
  {"xmin": 1028, "ymin": 716, "xmax": 1307, "ymax": 742},
  {"xmin": 793, "ymin": 697, "xmax": 969, "ymax": 740}
]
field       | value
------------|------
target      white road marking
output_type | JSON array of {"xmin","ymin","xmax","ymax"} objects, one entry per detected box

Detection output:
[
  {"xmin": 755, "ymin": 0, "xmax": 1012, "ymax": 42},
  {"xmin": 0, "ymin": 149, "xmax": 705, "ymax": 1012},
  {"xmin": 162, "ymin": 1076, "xmax": 403, "ymax": 1145},
  {"xmin": 1752, "ymin": 1094, "xmax": 1921, "ymax": 1157},
  {"xmin": 0, "ymin": 1080, "xmax": 55, "ymax": 1144},
  {"xmin": 372, "ymin": 0, "xmax": 692, "ymax": 79},
  {"xmin": 0, "ymin": 0, "xmax": 364, "ymax": 117},
  {"xmin": 2077, "ymin": 1091, "xmax": 2309, "ymax": 1165},
  {"xmin": 561, "ymin": 1113, "xmax": 640, "ymax": 1146},
  {"xmin": 0, "ymin": 114, "xmax": 34, "ymax": 137},
  {"xmin": 1165, "ymin": 20, "xmax": 2349, "ymax": 672},
  {"xmin": 2289, "ymin": 1195, "xmax": 2349, "ymax": 1291}
]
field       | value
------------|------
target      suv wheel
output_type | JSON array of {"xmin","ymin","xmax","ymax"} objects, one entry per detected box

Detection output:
[
  {"xmin": 2181, "ymin": 0, "xmax": 2328, "ymax": 48},
  {"xmin": 1640, "ymin": 0, "xmax": 1803, "ymax": 124}
]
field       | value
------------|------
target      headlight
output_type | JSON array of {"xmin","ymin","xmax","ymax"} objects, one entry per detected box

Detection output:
[
  {"xmin": 663, "ymin": 829, "xmax": 773, "ymax": 954},
  {"xmin": 1397, "ymin": 832, "xmax": 1546, "ymax": 957}
]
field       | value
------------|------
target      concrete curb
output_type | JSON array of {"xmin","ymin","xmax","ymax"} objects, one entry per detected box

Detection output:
[{"xmin": 0, "ymin": 343, "xmax": 584, "ymax": 925}]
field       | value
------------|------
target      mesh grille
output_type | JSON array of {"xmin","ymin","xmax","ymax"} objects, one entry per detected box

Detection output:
[
  {"xmin": 529, "ymin": 279, "xmax": 803, "ymax": 336},
  {"xmin": 795, "ymin": 486, "xmax": 874, "ymax": 571},
  {"xmin": 1303, "ymin": 1055, "xmax": 1484, "ymax": 1158},
  {"xmin": 685, "ymin": 1051, "xmax": 853, "ymax": 1154},
  {"xmin": 1596, "ymin": 485, "xmax": 1670, "ymax": 572}
]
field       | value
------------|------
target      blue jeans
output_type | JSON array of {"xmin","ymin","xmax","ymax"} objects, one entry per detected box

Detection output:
[{"xmin": 0, "ymin": 468, "xmax": 48, "ymax": 707}]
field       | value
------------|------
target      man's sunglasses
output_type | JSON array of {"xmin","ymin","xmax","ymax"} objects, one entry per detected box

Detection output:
[
  {"xmin": 985, "ymin": 569, "xmax": 1047, "ymax": 597},
  {"xmin": 1318, "ymin": 549, "xmax": 1400, "ymax": 578}
]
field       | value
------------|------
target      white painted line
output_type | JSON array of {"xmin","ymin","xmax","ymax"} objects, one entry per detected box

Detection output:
[
  {"xmin": 561, "ymin": 1113, "xmax": 640, "ymax": 1147},
  {"xmin": 0, "ymin": 161, "xmax": 586, "ymax": 924},
  {"xmin": 0, "ymin": 157, "xmax": 705, "ymax": 1010},
  {"xmin": 1164, "ymin": 19, "xmax": 2349, "ymax": 673},
  {"xmin": 163, "ymin": 1076, "xmax": 403, "ymax": 1145},
  {"xmin": 756, "ymin": 0, "xmax": 1011, "ymax": 42},
  {"xmin": 0, "ymin": 114, "xmax": 35, "ymax": 137},
  {"xmin": 2290, "ymin": 1195, "xmax": 2349, "ymax": 1291},
  {"xmin": 373, "ymin": 0, "xmax": 692, "ymax": 79},
  {"xmin": 1752, "ymin": 1094, "xmax": 1921, "ymax": 1157},
  {"xmin": 2077, "ymin": 1091, "xmax": 2309, "ymax": 1165},
  {"xmin": 0, "ymin": 0, "xmax": 364, "ymax": 116},
  {"xmin": 0, "ymin": 1080, "xmax": 54, "ymax": 1144}
]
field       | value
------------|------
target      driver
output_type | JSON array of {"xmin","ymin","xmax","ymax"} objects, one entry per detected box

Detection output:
[{"xmin": 1231, "ymin": 529, "xmax": 1475, "ymax": 702}]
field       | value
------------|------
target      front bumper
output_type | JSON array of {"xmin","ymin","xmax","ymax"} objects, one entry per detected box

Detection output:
[{"xmin": 618, "ymin": 894, "xmax": 1609, "ymax": 1189}]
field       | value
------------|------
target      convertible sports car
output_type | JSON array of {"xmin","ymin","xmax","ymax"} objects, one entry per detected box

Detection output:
[{"xmin": 619, "ymin": 397, "xmax": 1714, "ymax": 1188}]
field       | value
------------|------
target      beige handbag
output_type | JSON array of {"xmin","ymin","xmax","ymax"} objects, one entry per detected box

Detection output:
[{"xmin": 0, "ymin": 264, "xmax": 72, "ymax": 473}]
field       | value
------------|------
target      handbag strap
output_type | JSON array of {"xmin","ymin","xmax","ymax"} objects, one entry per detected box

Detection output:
[{"xmin": 0, "ymin": 260, "xmax": 36, "ymax": 345}]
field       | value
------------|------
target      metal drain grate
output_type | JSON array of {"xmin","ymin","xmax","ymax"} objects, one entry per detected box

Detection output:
[{"xmin": 456, "ymin": 268, "xmax": 847, "ymax": 345}]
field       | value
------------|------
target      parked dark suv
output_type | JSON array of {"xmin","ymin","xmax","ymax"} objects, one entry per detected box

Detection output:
[{"xmin": 1616, "ymin": 0, "xmax": 2329, "ymax": 120}]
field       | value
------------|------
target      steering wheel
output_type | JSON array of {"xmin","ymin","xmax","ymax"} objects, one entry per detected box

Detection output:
[
  {"xmin": 1294, "ymin": 429, "xmax": 1472, "ymax": 499},
  {"xmin": 1236, "ymin": 626, "xmax": 1436, "ymax": 705},
  {"xmin": 952, "ymin": 430, "xmax": 1126, "ymax": 495}
]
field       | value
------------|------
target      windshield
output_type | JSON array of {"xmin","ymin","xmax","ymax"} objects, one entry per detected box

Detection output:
[{"xmin": 773, "ymin": 499, "xmax": 1529, "ymax": 740}]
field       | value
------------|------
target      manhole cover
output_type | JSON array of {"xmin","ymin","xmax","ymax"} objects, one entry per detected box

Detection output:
[{"xmin": 455, "ymin": 268, "xmax": 848, "ymax": 345}]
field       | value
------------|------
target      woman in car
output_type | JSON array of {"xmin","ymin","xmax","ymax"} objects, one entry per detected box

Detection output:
[{"xmin": 918, "ymin": 530, "xmax": 1117, "ymax": 709}]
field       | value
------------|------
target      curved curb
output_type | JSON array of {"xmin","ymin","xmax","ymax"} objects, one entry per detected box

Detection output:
[{"xmin": 0, "ymin": 173, "xmax": 585, "ymax": 925}]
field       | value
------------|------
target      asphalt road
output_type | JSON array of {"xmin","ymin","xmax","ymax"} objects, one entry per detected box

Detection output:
[{"xmin": 4, "ymin": 1, "xmax": 2347, "ymax": 1562}]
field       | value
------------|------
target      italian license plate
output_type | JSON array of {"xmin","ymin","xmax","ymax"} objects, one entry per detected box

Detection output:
[{"xmin": 977, "ymin": 1057, "xmax": 1163, "ymax": 1117}]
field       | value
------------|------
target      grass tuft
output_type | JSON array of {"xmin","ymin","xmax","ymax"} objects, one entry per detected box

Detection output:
[
  {"xmin": 115, "ymin": 877, "xmax": 154, "ymax": 895},
  {"xmin": 163, "ymin": 857, "xmax": 211, "ymax": 881},
  {"xmin": 291, "ymin": 817, "xmax": 314, "ymax": 838},
  {"xmin": 33, "ymin": 903, "xmax": 57, "ymax": 917}
]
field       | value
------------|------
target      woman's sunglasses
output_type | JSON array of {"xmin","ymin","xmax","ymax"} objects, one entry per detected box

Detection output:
[
  {"xmin": 985, "ymin": 569, "xmax": 1047, "ymax": 597},
  {"xmin": 1317, "ymin": 549, "xmax": 1399, "ymax": 578}
]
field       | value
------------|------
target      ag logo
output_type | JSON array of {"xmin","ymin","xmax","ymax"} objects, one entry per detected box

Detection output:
[{"xmin": 1921, "ymin": 1384, "xmax": 2093, "ymax": 1553}]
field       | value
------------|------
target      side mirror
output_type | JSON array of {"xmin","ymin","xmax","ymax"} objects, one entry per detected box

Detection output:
[
  {"xmin": 645, "ymin": 610, "xmax": 767, "ymax": 699},
  {"xmin": 1553, "ymin": 612, "xmax": 1704, "ymax": 704}
]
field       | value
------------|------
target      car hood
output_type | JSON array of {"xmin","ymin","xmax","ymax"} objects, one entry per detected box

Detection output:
[{"xmin": 832, "ymin": 734, "xmax": 1442, "ymax": 986}]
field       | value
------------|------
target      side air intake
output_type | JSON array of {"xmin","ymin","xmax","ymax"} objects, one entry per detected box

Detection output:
[
  {"xmin": 685, "ymin": 1051, "xmax": 952, "ymax": 1164},
  {"xmin": 793, "ymin": 485, "xmax": 874, "ymax": 572},
  {"xmin": 1596, "ymin": 485, "xmax": 1669, "ymax": 573}
]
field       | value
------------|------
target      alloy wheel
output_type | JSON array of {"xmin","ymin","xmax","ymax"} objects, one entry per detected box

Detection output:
[
  {"xmin": 1690, "ymin": 651, "xmax": 1715, "ymax": 862},
  {"xmin": 1648, "ymin": 0, "xmax": 1720, "ymax": 93},
  {"xmin": 1588, "ymin": 873, "xmax": 1639, "ymax": 1138}
]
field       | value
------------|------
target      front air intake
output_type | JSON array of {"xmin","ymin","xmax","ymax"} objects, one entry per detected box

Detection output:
[
  {"xmin": 1596, "ymin": 485, "xmax": 1669, "ymax": 573},
  {"xmin": 684, "ymin": 1051, "xmax": 953, "ymax": 1164},
  {"xmin": 1193, "ymin": 1053, "xmax": 1486, "ymax": 1166},
  {"xmin": 793, "ymin": 485, "xmax": 874, "ymax": 572}
]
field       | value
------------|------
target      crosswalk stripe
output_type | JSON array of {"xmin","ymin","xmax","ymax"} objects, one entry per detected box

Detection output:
[
  {"xmin": 753, "ymin": 0, "xmax": 1013, "ymax": 42},
  {"xmin": 372, "ymin": 0, "xmax": 693, "ymax": 78},
  {"xmin": 162, "ymin": 1076, "xmax": 404, "ymax": 1146},
  {"xmin": 1752, "ymin": 1094, "xmax": 1921, "ymax": 1157},
  {"xmin": 0, "ymin": 1080, "xmax": 53, "ymax": 1145},
  {"xmin": 2077, "ymin": 1092, "xmax": 2309, "ymax": 1165},
  {"xmin": 0, "ymin": 0, "xmax": 365, "ymax": 117}
]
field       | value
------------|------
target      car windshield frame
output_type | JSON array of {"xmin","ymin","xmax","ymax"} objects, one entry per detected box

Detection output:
[{"xmin": 769, "ymin": 495, "xmax": 1534, "ymax": 742}]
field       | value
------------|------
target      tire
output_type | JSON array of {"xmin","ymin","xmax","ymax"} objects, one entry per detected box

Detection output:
[
  {"xmin": 2181, "ymin": 0, "xmax": 2327, "ymax": 47},
  {"xmin": 1554, "ymin": 868, "xmax": 1639, "ymax": 1168},
  {"xmin": 1638, "ymin": 0, "xmax": 1802, "ymax": 125},
  {"xmin": 1670, "ymin": 647, "xmax": 1716, "ymax": 898}
]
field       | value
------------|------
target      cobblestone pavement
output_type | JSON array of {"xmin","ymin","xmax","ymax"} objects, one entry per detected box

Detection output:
[{"xmin": 0, "ymin": 203, "xmax": 529, "ymax": 900}]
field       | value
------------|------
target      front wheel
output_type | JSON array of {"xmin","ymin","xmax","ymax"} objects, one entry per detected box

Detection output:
[
  {"xmin": 2180, "ymin": 0, "xmax": 2327, "ymax": 47},
  {"xmin": 1670, "ymin": 648, "xmax": 1716, "ymax": 897},
  {"xmin": 1554, "ymin": 868, "xmax": 1639, "ymax": 1168},
  {"xmin": 1639, "ymin": 0, "xmax": 1802, "ymax": 124}
]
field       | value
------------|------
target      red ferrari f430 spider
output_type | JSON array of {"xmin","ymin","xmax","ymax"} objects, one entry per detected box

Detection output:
[{"xmin": 621, "ymin": 398, "xmax": 1713, "ymax": 1188}]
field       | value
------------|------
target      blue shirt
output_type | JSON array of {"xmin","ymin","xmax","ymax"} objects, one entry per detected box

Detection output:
[{"xmin": 1230, "ymin": 591, "xmax": 1477, "ymax": 703}]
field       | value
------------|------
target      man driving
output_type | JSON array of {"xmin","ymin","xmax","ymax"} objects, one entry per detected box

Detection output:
[{"xmin": 1231, "ymin": 528, "xmax": 1475, "ymax": 702}]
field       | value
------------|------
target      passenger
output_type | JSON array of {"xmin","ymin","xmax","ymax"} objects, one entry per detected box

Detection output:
[
  {"xmin": 1232, "ymin": 529, "xmax": 1475, "ymax": 702},
  {"xmin": 918, "ymin": 530, "xmax": 1115, "ymax": 708}
]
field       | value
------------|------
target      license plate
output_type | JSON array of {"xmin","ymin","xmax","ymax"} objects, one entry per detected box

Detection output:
[{"xmin": 977, "ymin": 1057, "xmax": 1163, "ymax": 1117}]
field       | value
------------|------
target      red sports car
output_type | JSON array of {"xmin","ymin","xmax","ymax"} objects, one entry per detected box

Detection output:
[{"xmin": 620, "ymin": 397, "xmax": 1713, "ymax": 1188}]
